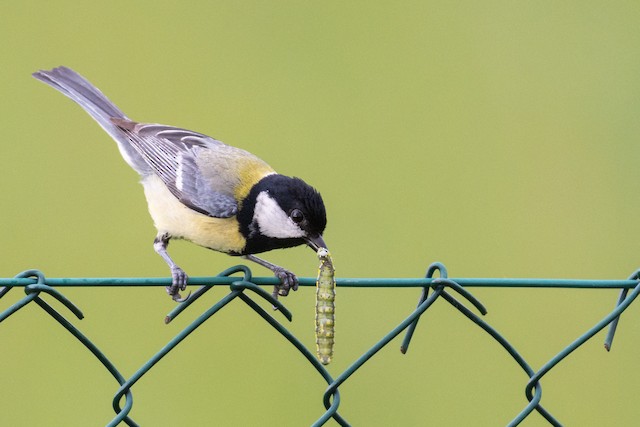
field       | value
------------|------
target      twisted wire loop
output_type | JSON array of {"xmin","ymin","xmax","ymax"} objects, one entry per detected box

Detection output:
[
  {"xmin": 0, "ymin": 270, "xmax": 138, "ymax": 427},
  {"xmin": 113, "ymin": 265, "xmax": 349, "ymax": 427},
  {"xmin": 109, "ymin": 266, "xmax": 271, "ymax": 426},
  {"xmin": 425, "ymin": 281, "xmax": 559, "ymax": 426},
  {"xmin": 514, "ymin": 268, "xmax": 640, "ymax": 426},
  {"xmin": 109, "ymin": 265, "xmax": 350, "ymax": 427},
  {"xmin": 394, "ymin": 265, "xmax": 551, "ymax": 424},
  {"xmin": 395, "ymin": 265, "xmax": 640, "ymax": 426},
  {"xmin": 314, "ymin": 263, "xmax": 487, "ymax": 427},
  {"xmin": 2, "ymin": 264, "xmax": 640, "ymax": 426},
  {"xmin": 166, "ymin": 266, "xmax": 349, "ymax": 427}
]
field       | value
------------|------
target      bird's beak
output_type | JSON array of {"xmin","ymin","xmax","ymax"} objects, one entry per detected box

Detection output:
[{"xmin": 305, "ymin": 234, "xmax": 327, "ymax": 251}]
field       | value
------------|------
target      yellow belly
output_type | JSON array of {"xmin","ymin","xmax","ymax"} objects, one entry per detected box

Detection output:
[{"xmin": 141, "ymin": 175, "xmax": 246, "ymax": 253}]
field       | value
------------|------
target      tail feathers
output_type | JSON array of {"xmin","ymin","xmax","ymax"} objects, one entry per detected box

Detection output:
[
  {"xmin": 33, "ymin": 66, "xmax": 126, "ymax": 122},
  {"xmin": 33, "ymin": 66, "xmax": 150, "ymax": 175}
]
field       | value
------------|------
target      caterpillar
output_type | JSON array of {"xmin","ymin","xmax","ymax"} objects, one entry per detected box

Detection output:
[{"xmin": 315, "ymin": 247, "xmax": 336, "ymax": 365}]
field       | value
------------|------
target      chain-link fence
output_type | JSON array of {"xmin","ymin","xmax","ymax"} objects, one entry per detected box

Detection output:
[{"xmin": 2, "ymin": 262, "xmax": 638, "ymax": 426}]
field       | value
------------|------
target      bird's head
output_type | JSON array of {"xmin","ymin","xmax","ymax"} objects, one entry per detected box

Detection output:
[{"xmin": 238, "ymin": 174, "xmax": 327, "ymax": 254}]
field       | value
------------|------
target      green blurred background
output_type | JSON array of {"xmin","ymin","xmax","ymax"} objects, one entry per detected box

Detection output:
[{"xmin": 2, "ymin": 1, "xmax": 640, "ymax": 426}]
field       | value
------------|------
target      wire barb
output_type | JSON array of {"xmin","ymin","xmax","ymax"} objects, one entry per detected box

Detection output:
[{"xmin": 603, "ymin": 269, "xmax": 640, "ymax": 351}]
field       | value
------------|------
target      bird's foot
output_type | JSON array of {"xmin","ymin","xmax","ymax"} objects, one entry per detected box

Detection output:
[
  {"xmin": 166, "ymin": 266, "xmax": 189, "ymax": 302},
  {"xmin": 271, "ymin": 267, "xmax": 299, "ymax": 299}
]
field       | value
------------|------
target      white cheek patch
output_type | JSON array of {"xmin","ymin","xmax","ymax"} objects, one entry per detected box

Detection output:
[{"xmin": 253, "ymin": 191, "xmax": 305, "ymax": 239}]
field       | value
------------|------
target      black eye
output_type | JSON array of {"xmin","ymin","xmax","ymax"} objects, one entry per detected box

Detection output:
[{"xmin": 290, "ymin": 209, "xmax": 304, "ymax": 223}]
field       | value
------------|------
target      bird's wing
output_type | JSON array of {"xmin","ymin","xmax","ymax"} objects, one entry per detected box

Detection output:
[{"xmin": 112, "ymin": 118, "xmax": 273, "ymax": 218}]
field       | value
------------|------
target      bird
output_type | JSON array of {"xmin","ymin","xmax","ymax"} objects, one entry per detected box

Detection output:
[{"xmin": 32, "ymin": 66, "xmax": 327, "ymax": 302}]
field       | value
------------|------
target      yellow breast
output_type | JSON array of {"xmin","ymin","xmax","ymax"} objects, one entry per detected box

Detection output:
[{"xmin": 141, "ymin": 175, "xmax": 246, "ymax": 253}]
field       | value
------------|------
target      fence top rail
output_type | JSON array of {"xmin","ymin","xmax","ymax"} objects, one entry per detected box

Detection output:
[{"xmin": 1, "ymin": 275, "xmax": 638, "ymax": 289}]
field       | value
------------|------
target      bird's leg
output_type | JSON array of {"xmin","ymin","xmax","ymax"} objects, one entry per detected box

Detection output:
[
  {"xmin": 154, "ymin": 233, "xmax": 189, "ymax": 301},
  {"xmin": 243, "ymin": 255, "xmax": 299, "ymax": 298}
]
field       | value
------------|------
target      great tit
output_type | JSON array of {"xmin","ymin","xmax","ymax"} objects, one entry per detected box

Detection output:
[{"xmin": 33, "ymin": 66, "xmax": 327, "ymax": 301}]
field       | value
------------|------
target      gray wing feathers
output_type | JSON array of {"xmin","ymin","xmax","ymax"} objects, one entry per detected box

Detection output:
[
  {"xmin": 34, "ymin": 66, "xmax": 238, "ymax": 218},
  {"xmin": 176, "ymin": 149, "xmax": 239, "ymax": 217},
  {"xmin": 113, "ymin": 120, "xmax": 238, "ymax": 218}
]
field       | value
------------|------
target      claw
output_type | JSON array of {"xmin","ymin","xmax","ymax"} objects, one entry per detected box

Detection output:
[
  {"xmin": 166, "ymin": 266, "xmax": 189, "ymax": 302},
  {"xmin": 243, "ymin": 254, "xmax": 299, "ymax": 307},
  {"xmin": 173, "ymin": 291, "xmax": 192, "ymax": 303},
  {"xmin": 278, "ymin": 287, "xmax": 290, "ymax": 297}
]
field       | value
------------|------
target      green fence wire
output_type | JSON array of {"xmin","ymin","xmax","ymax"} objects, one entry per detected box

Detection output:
[{"xmin": 1, "ymin": 262, "xmax": 639, "ymax": 426}]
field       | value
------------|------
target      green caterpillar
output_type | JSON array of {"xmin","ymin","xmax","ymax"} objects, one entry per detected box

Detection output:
[{"xmin": 315, "ymin": 247, "xmax": 336, "ymax": 365}]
